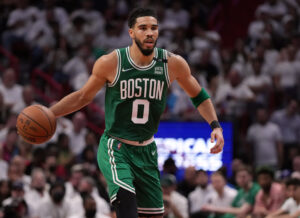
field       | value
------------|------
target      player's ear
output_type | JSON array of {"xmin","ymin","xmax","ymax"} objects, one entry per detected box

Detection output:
[{"xmin": 128, "ymin": 28, "xmax": 134, "ymax": 39}]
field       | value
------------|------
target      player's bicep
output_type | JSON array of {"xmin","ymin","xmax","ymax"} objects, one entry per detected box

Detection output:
[
  {"xmin": 79, "ymin": 74, "xmax": 106, "ymax": 102},
  {"xmin": 171, "ymin": 55, "xmax": 201, "ymax": 97},
  {"xmin": 79, "ymin": 57, "xmax": 110, "ymax": 102}
]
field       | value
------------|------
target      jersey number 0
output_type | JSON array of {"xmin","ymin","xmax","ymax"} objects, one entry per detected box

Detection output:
[{"xmin": 131, "ymin": 99, "xmax": 149, "ymax": 124}]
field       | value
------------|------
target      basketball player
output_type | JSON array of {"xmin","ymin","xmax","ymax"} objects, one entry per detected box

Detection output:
[{"xmin": 50, "ymin": 8, "xmax": 224, "ymax": 218}]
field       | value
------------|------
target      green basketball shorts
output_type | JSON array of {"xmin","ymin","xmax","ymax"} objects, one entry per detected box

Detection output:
[{"xmin": 97, "ymin": 133, "xmax": 164, "ymax": 215}]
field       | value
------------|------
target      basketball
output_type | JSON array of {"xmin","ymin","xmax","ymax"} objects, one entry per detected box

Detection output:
[{"xmin": 16, "ymin": 105, "xmax": 57, "ymax": 144}]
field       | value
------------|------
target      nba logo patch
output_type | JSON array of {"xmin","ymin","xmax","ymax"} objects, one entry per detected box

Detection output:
[
  {"xmin": 154, "ymin": 67, "xmax": 163, "ymax": 75},
  {"xmin": 117, "ymin": 143, "xmax": 122, "ymax": 150}
]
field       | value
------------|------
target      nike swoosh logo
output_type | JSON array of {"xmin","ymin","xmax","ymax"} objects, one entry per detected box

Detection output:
[
  {"xmin": 151, "ymin": 151, "xmax": 155, "ymax": 155},
  {"xmin": 122, "ymin": 68, "xmax": 133, "ymax": 72}
]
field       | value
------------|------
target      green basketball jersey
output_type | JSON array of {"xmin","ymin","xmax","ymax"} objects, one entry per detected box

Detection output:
[{"xmin": 104, "ymin": 47, "xmax": 170, "ymax": 141}]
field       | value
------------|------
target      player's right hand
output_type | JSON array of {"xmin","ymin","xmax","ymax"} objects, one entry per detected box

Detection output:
[{"xmin": 210, "ymin": 128, "xmax": 224, "ymax": 154}]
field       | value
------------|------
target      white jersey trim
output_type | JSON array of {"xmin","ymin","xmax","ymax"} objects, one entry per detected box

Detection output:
[
  {"xmin": 126, "ymin": 47, "xmax": 158, "ymax": 71},
  {"xmin": 108, "ymin": 49, "xmax": 121, "ymax": 87},
  {"xmin": 163, "ymin": 49, "xmax": 171, "ymax": 87}
]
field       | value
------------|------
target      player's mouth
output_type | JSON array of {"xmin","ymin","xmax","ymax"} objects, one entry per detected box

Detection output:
[{"xmin": 144, "ymin": 39, "xmax": 154, "ymax": 47}]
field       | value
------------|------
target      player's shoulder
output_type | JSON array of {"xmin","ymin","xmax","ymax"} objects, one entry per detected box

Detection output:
[
  {"xmin": 93, "ymin": 50, "xmax": 118, "ymax": 71},
  {"xmin": 95, "ymin": 50, "xmax": 118, "ymax": 64},
  {"xmin": 94, "ymin": 50, "xmax": 118, "ymax": 74},
  {"xmin": 165, "ymin": 50, "xmax": 189, "ymax": 75},
  {"xmin": 165, "ymin": 50, "xmax": 187, "ymax": 67}
]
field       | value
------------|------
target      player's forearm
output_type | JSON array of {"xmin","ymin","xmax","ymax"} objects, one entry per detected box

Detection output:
[
  {"xmin": 50, "ymin": 90, "xmax": 92, "ymax": 117},
  {"xmin": 197, "ymin": 99, "xmax": 219, "ymax": 124}
]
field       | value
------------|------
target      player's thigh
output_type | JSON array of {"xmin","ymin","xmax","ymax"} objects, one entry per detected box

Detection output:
[
  {"xmin": 131, "ymin": 142, "xmax": 164, "ymax": 216},
  {"xmin": 97, "ymin": 134, "xmax": 136, "ymax": 203}
]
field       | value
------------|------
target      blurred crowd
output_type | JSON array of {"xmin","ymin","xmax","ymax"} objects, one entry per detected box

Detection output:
[{"xmin": 0, "ymin": 0, "xmax": 299, "ymax": 217}]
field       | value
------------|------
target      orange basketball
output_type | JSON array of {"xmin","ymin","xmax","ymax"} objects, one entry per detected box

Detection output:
[{"xmin": 16, "ymin": 105, "xmax": 57, "ymax": 144}]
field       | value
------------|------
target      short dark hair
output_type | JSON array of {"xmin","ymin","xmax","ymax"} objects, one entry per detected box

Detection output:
[
  {"xmin": 286, "ymin": 178, "xmax": 300, "ymax": 187},
  {"xmin": 256, "ymin": 166, "xmax": 274, "ymax": 179},
  {"xmin": 236, "ymin": 164, "xmax": 253, "ymax": 175},
  {"xmin": 128, "ymin": 8, "xmax": 157, "ymax": 28}
]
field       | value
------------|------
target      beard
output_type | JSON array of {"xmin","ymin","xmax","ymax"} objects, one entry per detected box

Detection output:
[
  {"xmin": 261, "ymin": 183, "xmax": 272, "ymax": 194},
  {"xmin": 134, "ymin": 37, "xmax": 157, "ymax": 56}
]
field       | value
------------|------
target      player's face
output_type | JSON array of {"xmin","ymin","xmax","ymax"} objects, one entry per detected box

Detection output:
[{"xmin": 129, "ymin": 16, "xmax": 159, "ymax": 56}]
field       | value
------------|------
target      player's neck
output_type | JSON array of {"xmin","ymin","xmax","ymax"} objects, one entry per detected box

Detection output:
[{"xmin": 129, "ymin": 44, "xmax": 154, "ymax": 67}]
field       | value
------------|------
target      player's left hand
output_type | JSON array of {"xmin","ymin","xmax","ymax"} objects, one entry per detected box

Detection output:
[{"xmin": 210, "ymin": 128, "xmax": 224, "ymax": 154}]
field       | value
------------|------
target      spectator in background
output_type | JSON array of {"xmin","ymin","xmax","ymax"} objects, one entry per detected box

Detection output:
[
  {"xmin": 62, "ymin": 15, "xmax": 88, "ymax": 50},
  {"xmin": 253, "ymin": 167, "xmax": 285, "ymax": 217},
  {"xmin": 256, "ymin": 0, "xmax": 287, "ymax": 21},
  {"xmin": 291, "ymin": 156, "xmax": 300, "ymax": 179},
  {"xmin": 80, "ymin": 146, "xmax": 97, "ymax": 175},
  {"xmin": 40, "ymin": 0, "xmax": 69, "ymax": 32},
  {"xmin": 66, "ymin": 111, "xmax": 88, "ymax": 156},
  {"xmin": 266, "ymin": 178, "xmax": 300, "ymax": 218},
  {"xmin": 271, "ymin": 99, "xmax": 300, "ymax": 170},
  {"xmin": 24, "ymin": 168, "xmax": 49, "ymax": 216},
  {"xmin": 0, "ymin": 92, "xmax": 11, "ymax": 129},
  {"xmin": 12, "ymin": 85, "xmax": 37, "ymax": 114},
  {"xmin": 44, "ymin": 154, "xmax": 66, "ymax": 184},
  {"xmin": 84, "ymin": 131, "xmax": 99, "ymax": 153},
  {"xmin": 215, "ymin": 69, "xmax": 255, "ymax": 117},
  {"xmin": 2, "ymin": 181, "xmax": 29, "ymax": 218},
  {"xmin": 161, "ymin": 174, "xmax": 188, "ymax": 218},
  {"xmin": 93, "ymin": 19, "xmax": 131, "ymax": 52},
  {"xmin": 273, "ymin": 46, "xmax": 298, "ymax": 99},
  {"xmin": 202, "ymin": 171, "xmax": 237, "ymax": 218},
  {"xmin": 56, "ymin": 133, "xmax": 75, "ymax": 170},
  {"xmin": 164, "ymin": 0, "xmax": 189, "ymax": 29},
  {"xmin": 0, "ymin": 68, "xmax": 23, "ymax": 110},
  {"xmin": 37, "ymin": 181, "xmax": 80, "ymax": 218},
  {"xmin": 65, "ymin": 164, "xmax": 84, "ymax": 198},
  {"xmin": 25, "ymin": 147, "xmax": 45, "ymax": 176},
  {"xmin": 228, "ymin": 158, "xmax": 244, "ymax": 188},
  {"xmin": 177, "ymin": 166, "xmax": 197, "ymax": 197},
  {"xmin": 162, "ymin": 157, "xmax": 178, "ymax": 177},
  {"xmin": 65, "ymin": 164, "xmax": 86, "ymax": 218},
  {"xmin": 25, "ymin": 8, "xmax": 56, "ymax": 51},
  {"xmin": 2, "ymin": 0, "xmax": 41, "ymax": 51},
  {"xmin": 0, "ymin": 113, "xmax": 18, "ymax": 143},
  {"xmin": 17, "ymin": 139, "xmax": 33, "ymax": 166},
  {"xmin": 202, "ymin": 165, "xmax": 260, "ymax": 217},
  {"xmin": 62, "ymin": 45, "xmax": 93, "ymax": 91},
  {"xmin": 243, "ymin": 56, "xmax": 271, "ymax": 106},
  {"xmin": 81, "ymin": 194, "xmax": 110, "ymax": 218},
  {"xmin": 0, "ymin": 146, "xmax": 8, "ymax": 181},
  {"xmin": 247, "ymin": 107, "xmax": 283, "ymax": 169},
  {"xmin": 93, "ymin": 169, "xmax": 110, "ymax": 205},
  {"xmin": 1, "ymin": 127, "xmax": 19, "ymax": 162},
  {"xmin": 10, "ymin": 155, "xmax": 31, "ymax": 190},
  {"xmin": 78, "ymin": 177, "xmax": 110, "ymax": 218},
  {"xmin": 70, "ymin": 0, "xmax": 105, "ymax": 36},
  {"xmin": 188, "ymin": 170, "xmax": 214, "ymax": 217},
  {"xmin": 0, "ymin": 180, "xmax": 11, "ymax": 206}
]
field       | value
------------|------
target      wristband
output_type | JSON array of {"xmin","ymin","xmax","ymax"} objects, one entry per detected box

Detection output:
[
  {"xmin": 210, "ymin": 120, "xmax": 222, "ymax": 130},
  {"xmin": 190, "ymin": 88, "xmax": 210, "ymax": 108}
]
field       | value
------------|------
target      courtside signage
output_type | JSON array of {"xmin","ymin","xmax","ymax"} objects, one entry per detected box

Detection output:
[{"xmin": 155, "ymin": 122, "xmax": 233, "ymax": 174}]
